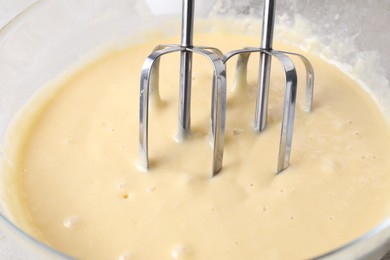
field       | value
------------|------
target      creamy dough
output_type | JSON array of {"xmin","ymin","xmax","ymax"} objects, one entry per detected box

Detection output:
[{"xmin": 3, "ymin": 33, "xmax": 390, "ymax": 259}]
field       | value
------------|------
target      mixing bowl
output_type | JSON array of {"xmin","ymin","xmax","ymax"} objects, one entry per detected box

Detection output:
[{"xmin": 0, "ymin": 0, "xmax": 390, "ymax": 259}]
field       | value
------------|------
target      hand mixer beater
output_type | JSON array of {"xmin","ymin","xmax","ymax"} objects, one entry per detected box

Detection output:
[
  {"xmin": 139, "ymin": 0, "xmax": 314, "ymax": 177},
  {"xmin": 139, "ymin": 0, "xmax": 227, "ymax": 177},
  {"xmin": 224, "ymin": 0, "xmax": 314, "ymax": 173}
]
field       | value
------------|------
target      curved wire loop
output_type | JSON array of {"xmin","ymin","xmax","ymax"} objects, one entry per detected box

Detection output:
[
  {"xmin": 224, "ymin": 47, "xmax": 314, "ymax": 113},
  {"xmin": 139, "ymin": 45, "xmax": 226, "ymax": 177},
  {"xmin": 224, "ymin": 48, "xmax": 302, "ymax": 173},
  {"xmin": 279, "ymin": 50, "xmax": 314, "ymax": 112}
]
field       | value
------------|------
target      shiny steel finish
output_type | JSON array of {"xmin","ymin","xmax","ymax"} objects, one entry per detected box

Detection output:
[
  {"xmin": 138, "ymin": 0, "xmax": 227, "ymax": 177},
  {"xmin": 139, "ymin": 46, "xmax": 182, "ymax": 172},
  {"xmin": 225, "ymin": 48, "xmax": 299, "ymax": 173},
  {"xmin": 256, "ymin": 0, "xmax": 276, "ymax": 132},
  {"xmin": 281, "ymin": 51, "xmax": 314, "ymax": 112},
  {"xmin": 268, "ymin": 50, "xmax": 297, "ymax": 173},
  {"xmin": 223, "ymin": 0, "xmax": 315, "ymax": 174},
  {"xmin": 178, "ymin": 0, "xmax": 194, "ymax": 141},
  {"xmin": 139, "ymin": 0, "xmax": 314, "ymax": 175}
]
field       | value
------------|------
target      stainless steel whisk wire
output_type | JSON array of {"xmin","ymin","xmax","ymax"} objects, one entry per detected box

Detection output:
[
  {"xmin": 139, "ymin": 0, "xmax": 314, "ymax": 177},
  {"xmin": 139, "ymin": 0, "xmax": 227, "ymax": 177},
  {"xmin": 224, "ymin": 0, "xmax": 314, "ymax": 173}
]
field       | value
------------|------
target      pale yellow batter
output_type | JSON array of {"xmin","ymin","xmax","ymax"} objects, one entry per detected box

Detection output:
[{"xmin": 3, "ymin": 33, "xmax": 390, "ymax": 260}]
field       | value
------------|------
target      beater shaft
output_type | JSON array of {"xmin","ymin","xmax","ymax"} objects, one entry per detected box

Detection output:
[
  {"xmin": 178, "ymin": 0, "xmax": 194, "ymax": 140},
  {"xmin": 255, "ymin": 0, "xmax": 276, "ymax": 132}
]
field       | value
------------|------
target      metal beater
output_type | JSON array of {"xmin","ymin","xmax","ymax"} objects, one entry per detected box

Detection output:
[
  {"xmin": 139, "ymin": 0, "xmax": 227, "ymax": 177},
  {"xmin": 224, "ymin": 0, "xmax": 314, "ymax": 173},
  {"xmin": 139, "ymin": 0, "xmax": 314, "ymax": 176}
]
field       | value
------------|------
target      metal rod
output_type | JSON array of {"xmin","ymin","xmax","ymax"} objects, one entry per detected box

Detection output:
[
  {"xmin": 139, "ymin": 47, "xmax": 183, "ymax": 171},
  {"xmin": 177, "ymin": 0, "xmax": 195, "ymax": 141},
  {"xmin": 255, "ymin": 0, "xmax": 276, "ymax": 132},
  {"xmin": 139, "ymin": 0, "xmax": 227, "ymax": 176}
]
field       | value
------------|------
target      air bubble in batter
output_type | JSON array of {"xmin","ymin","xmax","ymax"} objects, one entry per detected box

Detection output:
[
  {"xmin": 118, "ymin": 251, "xmax": 133, "ymax": 260},
  {"xmin": 63, "ymin": 215, "xmax": 80, "ymax": 228},
  {"xmin": 231, "ymin": 128, "xmax": 244, "ymax": 136},
  {"xmin": 146, "ymin": 186, "xmax": 156, "ymax": 192},
  {"xmin": 171, "ymin": 245, "xmax": 191, "ymax": 259}
]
